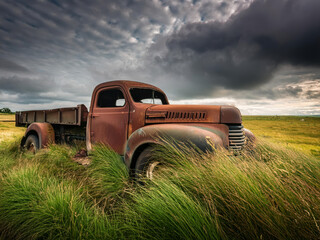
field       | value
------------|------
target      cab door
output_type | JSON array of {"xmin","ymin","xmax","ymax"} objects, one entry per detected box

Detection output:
[{"xmin": 90, "ymin": 86, "xmax": 129, "ymax": 154}]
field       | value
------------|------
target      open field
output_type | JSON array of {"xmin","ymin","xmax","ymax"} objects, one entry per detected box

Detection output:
[
  {"xmin": 0, "ymin": 113, "xmax": 15, "ymax": 121},
  {"xmin": 0, "ymin": 114, "xmax": 319, "ymax": 239},
  {"xmin": 243, "ymin": 116, "xmax": 320, "ymax": 157},
  {"xmin": 0, "ymin": 114, "xmax": 25, "ymax": 143}
]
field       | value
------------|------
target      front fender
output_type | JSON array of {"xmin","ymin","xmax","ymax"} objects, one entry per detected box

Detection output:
[
  {"xmin": 22, "ymin": 123, "xmax": 55, "ymax": 148},
  {"xmin": 125, "ymin": 124, "xmax": 229, "ymax": 169},
  {"xmin": 244, "ymin": 128, "xmax": 256, "ymax": 148}
]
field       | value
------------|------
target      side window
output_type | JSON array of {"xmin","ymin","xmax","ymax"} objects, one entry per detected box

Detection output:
[{"xmin": 97, "ymin": 88, "xmax": 126, "ymax": 108}]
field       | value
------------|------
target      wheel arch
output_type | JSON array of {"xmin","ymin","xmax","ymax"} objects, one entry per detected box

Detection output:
[
  {"xmin": 124, "ymin": 123, "xmax": 228, "ymax": 170},
  {"xmin": 20, "ymin": 130, "xmax": 39, "ymax": 148},
  {"xmin": 129, "ymin": 142, "xmax": 158, "ymax": 174},
  {"xmin": 21, "ymin": 123, "xmax": 55, "ymax": 149}
]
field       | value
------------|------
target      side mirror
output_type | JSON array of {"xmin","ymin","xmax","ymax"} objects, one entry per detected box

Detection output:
[{"xmin": 116, "ymin": 99, "xmax": 125, "ymax": 107}]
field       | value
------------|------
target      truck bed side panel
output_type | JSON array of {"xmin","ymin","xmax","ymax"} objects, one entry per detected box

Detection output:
[{"xmin": 16, "ymin": 104, "xmax": 88, "ymax": 127}]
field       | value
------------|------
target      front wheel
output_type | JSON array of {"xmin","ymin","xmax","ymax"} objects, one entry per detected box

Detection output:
[
  {"xmin": 24, "ymin": 135, "xmax": 39, "ymax": 153},
  {"xmin": 135, "ymin": 146, "xmax": 161, "ymax": 180}
]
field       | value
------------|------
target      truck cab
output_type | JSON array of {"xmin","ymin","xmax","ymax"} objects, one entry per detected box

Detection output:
[{"xmin": 86, "ymin": 81, "xmax": 169, "ymax": 154}]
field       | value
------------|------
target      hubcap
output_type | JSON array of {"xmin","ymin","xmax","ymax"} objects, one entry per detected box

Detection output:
[
  {"xmin": 28, "ymin": 143, "xmax": 35, "ymax": 153},
  {"xmin": 146, "ymin": 161, "xmax": 160, "ymax": 180}
]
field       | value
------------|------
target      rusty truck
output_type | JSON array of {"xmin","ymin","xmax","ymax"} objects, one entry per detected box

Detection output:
[{"xmin": 16, "ymin": 80, "xmax": 255, "ymax": 177}]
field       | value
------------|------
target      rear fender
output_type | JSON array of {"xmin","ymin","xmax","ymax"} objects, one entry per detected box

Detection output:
[
  {"xmin": 21, "ymin": 123, "xmax": 55, "ymax": 148},
  {"xmin": 125, "ymin": 124, "xmax": 229, "ymax": 170}
]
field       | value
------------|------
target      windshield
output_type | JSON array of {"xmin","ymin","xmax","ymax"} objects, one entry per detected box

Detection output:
[{"xmin": 130, "ymin": 88, "xmax": 168, "ymax": 105}]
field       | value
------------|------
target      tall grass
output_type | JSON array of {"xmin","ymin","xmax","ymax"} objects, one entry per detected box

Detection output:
[
  {"xmin": 89, "ymin": 144, "xmax": 129, "ymax": 198},
  {"xmin": 147, "ymin": 140, "xmax": 320, "ymax": 239},
  {"xmin": 0, "ymin": 166, "xmax": 119, "ymax": 240},
  {"xmin": 0, "ymin": 138, "xmax": 319, "ymax": 239},
  {"xmin": 29, "ymin": 144, "xmax": 86, "ymax": 180},
  {"xmin": 123, "ymin": 179, "xmax": 222, "ymax": 240},
  {"xmin": 0, "ymin": 137, "xmax": 22, "ymax": 174}
]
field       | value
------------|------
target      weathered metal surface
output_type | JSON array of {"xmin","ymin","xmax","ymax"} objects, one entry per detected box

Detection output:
[
  {"xmin": 124, "ymin": 123, "xmax": 229, "ymax": 170},
  {"xmin": 227, "ymin": 124, "xmax": 245, "ymax": 150},
  {"xmin": 87, "ymin": 80, "xmax": 169, "ymax": 154},
  {"xmin": 16, "ymin": 104, "xmax": 88, "ymax": 126},
  {"xmin": 145, "ymin": 105, "xmax": 221, "ymax": 124},
  {"xmin": 88, "ymin": 80, "xmax": 168, "ymax": 114},
  {"xmin": 22, "ymin": 122, "xmax": 55, "ymax": 148},
  {"xmin": 89, "ymin": 85, "xmax": 130, "ymax": 154},
  {"xmin": 220, "ymin": 105, "xmax": 242, "ymax": 124},
  {"xmin": 17, "ymin": 80, "xmax": 252, "ymax": 159},
  {"xmin": 86, "ymin": 80, "xmax": 239, "ymax": 155},
  {"xmin": 53, "ymin": 124, "xmax": 86, "ymax": 143}
]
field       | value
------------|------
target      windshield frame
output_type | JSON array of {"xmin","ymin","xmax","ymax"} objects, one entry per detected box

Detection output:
[{"xmin": 129, "ymin": 87, "xmax": 169, "ymax": 105}]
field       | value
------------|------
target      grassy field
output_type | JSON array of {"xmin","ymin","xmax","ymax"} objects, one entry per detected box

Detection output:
[
  {"xmin": 243, "ymin": 116, "xmax": 320, "ymax": 157},
  {"xmin": 0, "ymin": 114, "xmax": 24, "ymax": 144},
  {"xmin": 0, "ymin": 113, "xmax": 15, "ymax": 121},
  {"xmin": 0, "ymin": 113, "xmax": 319, "ymax": 239}
]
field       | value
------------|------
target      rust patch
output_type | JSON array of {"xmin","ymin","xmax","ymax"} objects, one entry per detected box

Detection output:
[{"xmin": 146, "ymin": 105, "xmax": 221, "ymax": 124}]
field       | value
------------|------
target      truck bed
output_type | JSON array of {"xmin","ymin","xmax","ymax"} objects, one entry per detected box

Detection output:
[{"xmin": 16, "ymin": 104, "xmax": 88, "ymax": 127}]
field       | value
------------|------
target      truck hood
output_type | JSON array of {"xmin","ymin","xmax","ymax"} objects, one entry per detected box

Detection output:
[{"xmin": 145, "ymin": 105, "xmax": 241, "ymax": 124}]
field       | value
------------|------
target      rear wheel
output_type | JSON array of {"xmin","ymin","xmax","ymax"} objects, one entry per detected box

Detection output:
[
  {"xmin": 24, "ymin": 135, "xmax": 39, "ymax": 153},
  {"xmin": 135, "ymin": 146, "xmax": 161, "ymax": 180}
]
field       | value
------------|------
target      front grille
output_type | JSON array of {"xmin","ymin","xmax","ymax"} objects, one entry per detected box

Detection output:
[
  {"xmin": 228, "ymin": 124, "xmax": 245, "ymax": 151},
  {"xmin": 166, "ymin": 112, "xmax": 206, "ymax": 120}
]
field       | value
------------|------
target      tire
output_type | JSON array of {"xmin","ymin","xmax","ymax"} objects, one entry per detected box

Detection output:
[
  {"xmin": 24, "ymin": 135, "xmax": 39, "ymax": 153},
  {"xmin": 135, "ymin": 146, "xmax": 161, "ymax": 180}
]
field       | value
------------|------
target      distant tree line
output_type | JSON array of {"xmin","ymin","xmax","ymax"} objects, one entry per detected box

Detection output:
[{"xmin": 0, "ymin": 108, "xmax": 13, "ymax": 114}]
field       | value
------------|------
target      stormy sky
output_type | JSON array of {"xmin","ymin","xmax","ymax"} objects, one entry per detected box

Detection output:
[{"xmin": 0, "ymin": 0, "xmax": 320, "ymax": 115}]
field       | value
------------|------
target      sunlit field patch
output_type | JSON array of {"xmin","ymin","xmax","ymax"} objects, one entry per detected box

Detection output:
[
  {"xmin": 243, "ymin": 116, "xmax": 320, "ymax": 157},
  {"xmin": 0, "ymin": 114, "xmax": 24, "ymax": 143}
]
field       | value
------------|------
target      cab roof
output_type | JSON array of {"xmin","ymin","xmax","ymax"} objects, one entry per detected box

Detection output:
[{"xmin": 94, "ymin": 80, "xmax": 164, "ymax": 93}]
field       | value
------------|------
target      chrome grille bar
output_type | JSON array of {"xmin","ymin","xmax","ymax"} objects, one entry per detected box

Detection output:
[{"xmin": 228, "ymin": 124, "xmax": 245, "ymax": 151}]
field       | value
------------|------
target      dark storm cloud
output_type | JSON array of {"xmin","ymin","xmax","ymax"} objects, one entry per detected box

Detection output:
[
  {"xmin": 0, "ymin": 0, "xmax": 173, "ymax": 107},
  {"xmin": 258, "ymin": 85, "xmax": 304, "ymax": 100},
  {"xmin": 306, "ymin": 90, "xmax": 320, "ymax": 99},
  {"xmin": 0, "ymin": 0, "xmax": 171, "ymax": 57},
  {"xmin": 0, "ymin": 57, "xmax": 56, "ymax": 96},
  {"xmin": 0, "ymin": 0, "xmax": 250, "ymax": 106},
  {"xmin": 280, "ymin": 86, "xmax": 303, "ymax": 97},
  {"xmin": 1, "ymin": 0, "xmax": 319, "ymax": 114},
  {"xmin": 0, "ymin": 58, "xmax": 29, "ymax": 73},
  {"xmin": 0, "ymin": 75, "xmax": 55, "ymax": 94},
  {"xmin": 149, "ymin": 0, "xmax": 320, "ymax": 97}
]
